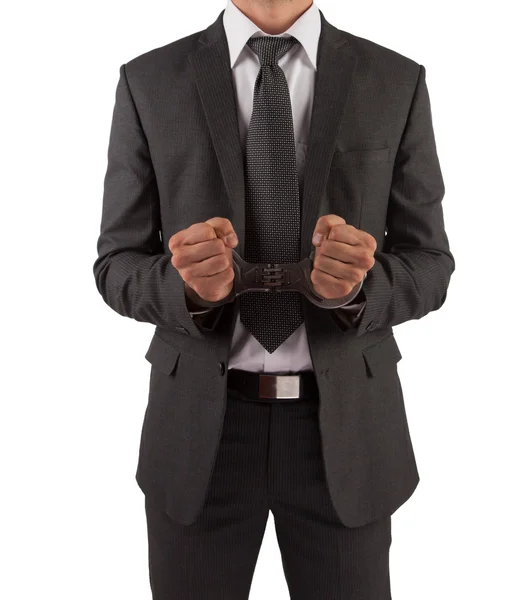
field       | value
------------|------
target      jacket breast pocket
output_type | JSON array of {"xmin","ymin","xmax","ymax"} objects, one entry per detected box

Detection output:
[
  {"xmin": 145, "ymin": 333, "xmax": 181, "ymax": 377},
  {"xmin": 362, "ymin": 333, "xmax": 402, "ymax": 378},
  {"xmin": 330, "ymin": 146, "xmax": 391, "ymax": 169}
]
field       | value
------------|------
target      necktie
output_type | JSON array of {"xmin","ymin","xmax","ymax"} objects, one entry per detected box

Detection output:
[{"xmin": 239, "ymin": 35, "xmax": 304, "ymax": 354}]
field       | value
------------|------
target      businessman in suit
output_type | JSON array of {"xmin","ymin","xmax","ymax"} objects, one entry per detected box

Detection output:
[{"xmin": 93, "ymin": 0, "xmax": 455, "ymax": 597}]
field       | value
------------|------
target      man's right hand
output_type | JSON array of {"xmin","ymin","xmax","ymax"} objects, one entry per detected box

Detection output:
[{"xmin": 169, "ymin": 217, "xmax": 238, "ymax": 307}]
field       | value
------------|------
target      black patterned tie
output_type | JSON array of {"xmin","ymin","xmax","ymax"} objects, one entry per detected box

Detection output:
[{"xmin": 239, "ymin": 35, "xmax": 304, "ymax": 354}]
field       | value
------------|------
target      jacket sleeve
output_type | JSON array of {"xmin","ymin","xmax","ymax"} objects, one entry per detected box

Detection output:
[
  {"xmin": 331, "ymin": 64, "xmax": 455, "ymax": 335},
  {"xmin": 93, "ymin": 64, "xmax": 224, "ymax": 338}
]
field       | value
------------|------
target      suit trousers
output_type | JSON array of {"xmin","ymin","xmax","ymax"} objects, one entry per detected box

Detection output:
[{"xmin": 144, "ymin": 386, "xmax": 392, "ymax": 600}]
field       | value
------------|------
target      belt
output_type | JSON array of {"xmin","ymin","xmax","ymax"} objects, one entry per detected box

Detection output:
[{"xmin": 227, "ymin": 368, "xmax": 319, "ymax": 402}]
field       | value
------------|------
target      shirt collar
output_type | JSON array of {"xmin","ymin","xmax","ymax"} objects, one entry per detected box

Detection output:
[{"xmin": 223, "ymin": 0, "xmax": 321, "ymax": 70}]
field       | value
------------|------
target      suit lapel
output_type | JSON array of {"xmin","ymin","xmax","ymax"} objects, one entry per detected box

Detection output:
[
  {"xmin": 300, "ymin": 11, "xmax": 358, "ymax": 258},
  {"xmin": 188, "ymin": 10, "xmax": 247, "ymax": 254},
  {"xmin": 188, "ymin": 8, "xmax": 358, "ymax": 260}
]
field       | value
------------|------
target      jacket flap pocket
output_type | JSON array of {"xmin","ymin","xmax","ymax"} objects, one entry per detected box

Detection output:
[
  {"xmin": 362, "ymin": 334, "xmax": 402, "ymax": 377},
  {"xmin": 331, "ymin": 146, "xmax": 390, "ymax": 168},
  {"xmin": 145, "ymin": 334, "xmax": 181, "ymax": 376}
]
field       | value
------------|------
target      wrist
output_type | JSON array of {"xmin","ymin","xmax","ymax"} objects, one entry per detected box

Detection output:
[
  {"xmin": 184, "ymin": 284, "xmax": 206, "ymax": 311},
  {"xmin": 184, "ymin": 282, "xmax": 235, "ymax": 310}
]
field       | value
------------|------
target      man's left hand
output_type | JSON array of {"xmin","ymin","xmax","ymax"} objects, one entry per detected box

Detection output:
[{"xmin": 311, "ymin": 214, "xmax": 377, "ymax": 300}]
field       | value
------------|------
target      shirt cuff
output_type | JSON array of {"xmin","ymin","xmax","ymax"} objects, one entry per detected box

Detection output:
[{"xmin": 339, "ymin": 299, "xmax": 366, "ymax": 319}]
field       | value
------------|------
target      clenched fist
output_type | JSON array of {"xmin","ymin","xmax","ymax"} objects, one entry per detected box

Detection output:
[
  {"xmin": 311, "ymin": 214, "xmax": 376, "ymax": 300},
  {"xmin": 169, "ymin": 217, "xmax": 238, "ymax": 308}
]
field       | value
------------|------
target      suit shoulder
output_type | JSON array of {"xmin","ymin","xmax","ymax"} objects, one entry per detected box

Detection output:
[
  {"xmin": 123, "ymin": 29, "xmax": 203, "ymax": 77},
  {"xmin": 339, "ymin": 29, "xmax": 421, "ymax": 79}
]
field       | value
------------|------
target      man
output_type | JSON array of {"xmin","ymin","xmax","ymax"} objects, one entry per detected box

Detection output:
[{"xmin": 93, "ymin": 0, "xmax": 455, "ymax": 597}]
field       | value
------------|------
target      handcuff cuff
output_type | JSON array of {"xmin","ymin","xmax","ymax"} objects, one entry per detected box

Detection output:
[{"xmin": 191, "ymin": 248, "xmax": 365, "ymax": 310}]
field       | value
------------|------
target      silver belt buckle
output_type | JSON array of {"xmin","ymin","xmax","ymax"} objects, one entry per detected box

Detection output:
[{"xmin": 259, "ymin": 374, "xmax": 301, "ymax": 399}]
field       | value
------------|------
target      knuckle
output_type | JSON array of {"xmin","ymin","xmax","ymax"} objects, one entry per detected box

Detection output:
[
  {"xmin": 324, "ymin": 213, "xmax": 343, "ymax": 223},
  {"xmin": 355, "ymin": 268, "xmax": 365, "ymax": 282},
  {"xmin": 171, "ymin": 249, "xmax": 181, "ymax": 268},
  {"xmin": 340, "ymin": 264, "xmax": 351, "ymax": 279},
  {"xmin": 346, "ymin": 269, "xmax": 358, "ymax": 283},
  {"xmin": 342, "ymin": 281, "xmax": 353, "ymax": 294},
  {"xmin": 186, "ymin": 222, "xmax": 201, "ymax": 236},
  {"xmin": 217, "ymin": 254, "xmax": 229, "ymax": 270},
  {"xmin": 168, "ymin": 233, "xmax": 179, "ymax": 252},
  {"xmin": 208, "ymin": 238, "xmax": 220, "ymax": 253},
  {"xmin": 201, "ymin": 223, "xmax": 217, "ymax": 240},
  {"xmin": 364, "ymin": 255, "xmax": 375, "ymax": 269},
  {"xmin": 320, "ymin": 239, "xmax": 332, "ymax": 253},
  {"xmin": 366, "ymin": 233, "xmax": 377, "ymax": 251},
  {"xmin": 342, "ymin": 269, "xmax": 354, "ymax": 283},
  {"xmin": 311, "ymin": 269, "xmax": 324, "ymax": 287},
  {"xmin": 316, "ymin": 215, "xmax": 329, "ymax": 226}
]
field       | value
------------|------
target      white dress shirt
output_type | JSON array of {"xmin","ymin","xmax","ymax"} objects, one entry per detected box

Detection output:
[{"xmin": 190, "ymin": 0, "xmax": 365, "ymax": 373}]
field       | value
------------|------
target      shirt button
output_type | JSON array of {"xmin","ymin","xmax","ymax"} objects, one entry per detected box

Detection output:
[{"xmin": 219, "ymin": 361, "xmax": 226, "ymax": 376}]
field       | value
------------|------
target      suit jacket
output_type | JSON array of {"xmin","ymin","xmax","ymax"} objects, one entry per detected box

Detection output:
[{"xmin": 93, "ymin": 9, "xmax": 455, "ymax": 527}]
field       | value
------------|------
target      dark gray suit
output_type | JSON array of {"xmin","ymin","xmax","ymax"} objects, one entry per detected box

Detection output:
[{"xmin": 93, "ymin": 9, "xmax": 454, "ymax": 530}]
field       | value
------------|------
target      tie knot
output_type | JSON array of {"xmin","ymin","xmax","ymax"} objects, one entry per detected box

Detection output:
[{"xmin": 247, "ymin": 35, "xmax": 299, "ymax": 67}]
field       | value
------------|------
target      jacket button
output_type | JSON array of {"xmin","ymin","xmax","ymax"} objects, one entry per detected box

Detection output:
[{"xmin": 219, "ymin": 361, "xmax": 226, "ymax": 376}]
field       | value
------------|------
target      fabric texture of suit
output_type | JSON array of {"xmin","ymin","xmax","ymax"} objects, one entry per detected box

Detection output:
[
  {"xmin": 93, "ymin": 8, "xmax": 455, "ymax": 528},
  {"xmin": 145, "ymin": 389, "xmax": 392, "ymax": 599}
]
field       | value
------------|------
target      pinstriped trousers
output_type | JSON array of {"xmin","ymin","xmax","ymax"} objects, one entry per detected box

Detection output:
[{"xmin": 144, "ymin": 388, "xmax": 392, "ymax": 599}]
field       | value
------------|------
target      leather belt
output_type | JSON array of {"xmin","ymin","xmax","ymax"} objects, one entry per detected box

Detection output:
[{"xmin": 227, "ymin": 368, "xmax": 319, "ymax": 402}]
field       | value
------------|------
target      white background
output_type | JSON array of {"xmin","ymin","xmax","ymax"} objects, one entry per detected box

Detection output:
[{"xmin": 2, "ymin": 0, "xmax": 521, "ymax": 598}]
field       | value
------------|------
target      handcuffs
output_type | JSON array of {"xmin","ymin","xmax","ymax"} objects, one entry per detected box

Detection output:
[{"xmin": 192, "ymin": 248, "xmax": 365, "ymax": 310}]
